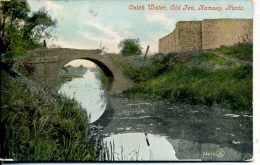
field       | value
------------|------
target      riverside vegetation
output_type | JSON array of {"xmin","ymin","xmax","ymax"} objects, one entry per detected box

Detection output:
[
  {"xmin": 115, "ymin": 42, "xmax": 252, "ymax": 112},
  {"xmin": 1, "ymin": 71, "xmax": 97, "ymax": 161},
  {"xmin": 57, "ymin": 65, "xmax": 88, "ymax": 86},
  {"xmin": 0, "ymin": 0, "xmax": 98, "ymax": 160}
]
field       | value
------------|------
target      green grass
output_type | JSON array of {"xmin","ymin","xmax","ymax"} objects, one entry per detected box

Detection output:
[
  {"xmin": 192, "ymin": 53, "xmax": 233, "ymax": 66},
  {"xmin": 57, "ymin": 75, "xmax": 80, "ymax": 86},
  {"xmin": 122, "ymin": 43, "xmax": 253, "ymax": 112},
  {"xmin": 98, "ymin": 68, "xmax": 112, "ymax": 91},
  {"xmin": 1, "ymin": 72, "xmax": 97, "ymax": 161},
  {"xmin": 216, "ymin": 42, "xmax": 253, "ymax": 61},
  {"xmin": 57, "ymin": 67, "xmax": 88, "ymax": 86}
]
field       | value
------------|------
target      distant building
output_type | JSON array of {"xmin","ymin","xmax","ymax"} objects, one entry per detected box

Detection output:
[{"xmin": 158, "ymin": 19, "xmax": 253, "ymax": 54}]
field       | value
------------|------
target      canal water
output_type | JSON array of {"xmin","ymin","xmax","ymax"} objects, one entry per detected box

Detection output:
[
  {"xmin": 58, "ymin": 63, "xmax": 252, "ymax": 161},
  {"xmin": 59, "ymin": 69, "xmax": 107, "ymax": 123}
]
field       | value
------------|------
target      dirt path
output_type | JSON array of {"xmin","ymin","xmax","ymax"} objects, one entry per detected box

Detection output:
[{"xmin": 204, "ymin": 50, "xmax": 252, "ymax": 65}]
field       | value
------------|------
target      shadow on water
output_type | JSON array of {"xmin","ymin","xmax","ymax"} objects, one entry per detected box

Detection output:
[
  {"xmin": 152, "ymin": 105, "xmax": 253, "ymax": 160},
  {"xmin": 92, "ymin": 93, "xmax": 114, "ymax": 127},
  {"xmin": 93, "ymin": 97, "xmax": 253, "ymax": 161}
]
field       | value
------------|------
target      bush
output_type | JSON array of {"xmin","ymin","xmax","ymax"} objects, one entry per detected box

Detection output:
[{"xmin": 118, "ymin": 38, "xmax": 142, "ymax": 56}]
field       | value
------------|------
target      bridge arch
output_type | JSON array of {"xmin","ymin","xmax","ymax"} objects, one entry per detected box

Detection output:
[
  {"xmin": 60, "ymin": 57, "xmax": 114, "ymax": 78},
  {"xmin": 21, "ymin": 48, "xmax": 134, "ymax": 94}
]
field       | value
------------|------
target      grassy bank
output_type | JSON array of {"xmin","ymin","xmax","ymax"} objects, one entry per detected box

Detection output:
[
  {"xmin": 1, "ymin": 71, "xmax": 97, "ymax": 161},
  {"xmin": 120, "ymin": 43, "xmax": 252, "ymax": 112},
  {"xmin": 57, "ymin": 66, "xmax": 88, "ymax": 86},
  {"xmin": 98, "ymin": 68, "xmax": 111, "ymax": 91},
  {"xmin": 216, "ymin": 42, "xmax": 253, "ymax": 61}
]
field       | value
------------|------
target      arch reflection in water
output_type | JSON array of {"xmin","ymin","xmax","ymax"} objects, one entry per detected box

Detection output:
[
  {"xmin": 102, "ymin": 133, "xmax": 178, "ymax": 161},
  {"xmin": 58, "ymin": 62, "xmax": 107, "ymax": 123}
]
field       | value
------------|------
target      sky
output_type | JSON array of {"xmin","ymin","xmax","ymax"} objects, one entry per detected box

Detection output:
[
  {"xmin": 27, "ymin": 0, "xmax": 253, "ymax": 54},
  {"xmin": 64, "ymin": 59, "xmax": 96, "ymax": 67}
]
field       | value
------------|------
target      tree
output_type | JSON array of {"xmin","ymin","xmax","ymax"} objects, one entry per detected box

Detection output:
[
  {"xmin": 0, "ymin": 0, "xmax": 30, "ymax": 53},
  {"xmin": 0, "ymin": 0, "xmax": 56, "ymax": 76},
  {"xmin": 0, "ymin": 0, "xmax": 57, "ymax": 55},
  {"xmin": 22, "ymin": 7, "xmax": 56, "ymax": 42},
  {"xmin": 118, "ymin": 38, "xmax": 142, "ymax": 56}
]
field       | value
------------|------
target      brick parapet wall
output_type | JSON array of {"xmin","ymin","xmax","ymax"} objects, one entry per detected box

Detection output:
[
  {"xmin": 158, "ymin": 19, "xmax": 253, "ymax": 54},
  {"xmin": 201, "ymin": 19, "xmax": 253, "ymax": 49},
  {"xmin": 177, "ymin": 21, "xmax": 202, "ymax": 52}
]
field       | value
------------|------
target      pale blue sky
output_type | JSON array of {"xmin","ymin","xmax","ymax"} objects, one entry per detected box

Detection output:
[{"xmin": 27, "ymin": 0, "xmax": 253, "ymax": 54}]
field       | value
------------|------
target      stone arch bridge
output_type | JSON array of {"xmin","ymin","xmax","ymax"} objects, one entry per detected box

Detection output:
[{"xmin": 20, "ymin": 48, "xmax": 134, "ymax": 94}]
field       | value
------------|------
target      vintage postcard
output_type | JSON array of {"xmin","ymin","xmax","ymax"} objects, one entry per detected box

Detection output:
[{"xmin": 0, "ymin": 0, "xmax": 256, "ymax": 162}]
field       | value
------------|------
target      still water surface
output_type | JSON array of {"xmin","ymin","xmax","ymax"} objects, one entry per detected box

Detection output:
[
  {"xmin": 58, "ymin": 66, "xmax": 179, "ymax": 160},
  {"xmin": 103, "ymin": 133, "xmax": 178, "ymax": 161},
  {"xmin": 59, "ymin": 69, "xmax": 106, "ymax": 123},
  {"xmin": 58, "ymin": 65, "xmax": 252, "ymax": 161}
]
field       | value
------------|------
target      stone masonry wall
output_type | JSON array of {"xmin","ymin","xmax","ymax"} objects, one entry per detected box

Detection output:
[
  {"xmin": 177, "ymin": 21, "xmax": 202, "ymax": 52},
  {"xmin": 201, "ymin": 19, "xmax": 253, "ymax": 49},
  {"xmin": 159, "ymin": 33, "xmax": 171, "ymax": 54},
  {"xmin": 158, "ymin": 19, "xmax": 253, "ymax": 54}
]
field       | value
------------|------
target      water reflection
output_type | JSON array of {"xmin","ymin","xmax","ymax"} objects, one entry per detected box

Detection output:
[
  {"xmin": 101, "ymin": 132, "xmax": 244, "ymax": 161},
  {"xmin": 56, "ymin": 61, "xmax": 252, "ymax": 161},
  {"xmin": 94, "ymin": 97, "xmax": 252, "ymax": 161},
  {"xmin": 59, "ymin": 69, "xmax": 107, "ymax": 123},
  {"xmin": 102, "ymin": 133, "xmax": 178, "ymax": 161}
]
